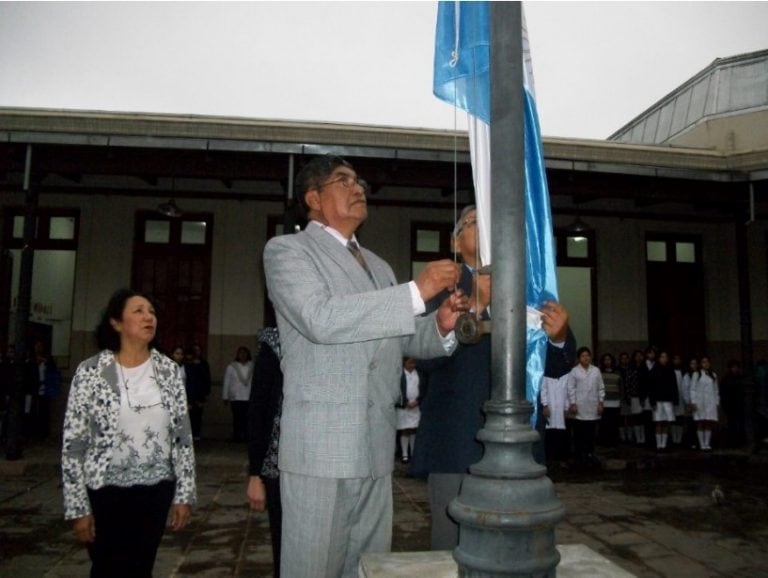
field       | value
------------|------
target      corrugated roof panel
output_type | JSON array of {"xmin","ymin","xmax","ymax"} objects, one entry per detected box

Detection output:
[
  {"xmin": 643, "ymin": 109, "xmax": 661, "ymax": 144},
  {"xmin": 657, "ymin": 100, "xmax": 674, "ymax": 142},
  {"xmin": 687, "ymin": 77, "xmax": 710, "ymax": 126},
  {"xmin": 726, "ymin": 60, "xmax": 768, "ymax": 111},
  {"xmin": 703, "ymin": 70, "xmax": 718, "ymax": 116},
  {"xmin": 671, "ymin": 89, "xmax": 692, "ymax": 136},
  {"xmin": 630, "ymin": 121, "xmax": 645, "ymax": 142},
  {"xmin": 713, "ymin": 66, "xmax": 733, "ymax": 114}
]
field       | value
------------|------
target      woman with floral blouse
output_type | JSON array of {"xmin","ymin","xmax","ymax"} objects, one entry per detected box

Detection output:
[{"xmin": 61, "ymin": 288, "xmax": 196, "ymax": 577}]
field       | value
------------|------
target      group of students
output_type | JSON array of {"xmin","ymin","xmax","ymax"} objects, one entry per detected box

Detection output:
[{"xmin": 542, "ymin": 345, "xmax": 728, "ymax": 464}]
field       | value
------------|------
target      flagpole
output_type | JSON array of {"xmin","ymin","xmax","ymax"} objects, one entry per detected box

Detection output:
[
  {"xmin": 450, "ymin": 3, "xmax": 565, "ymax": 575},
  {"xmin": 489, "ymin": 3, "xmax": 526, "ymax": 406}
]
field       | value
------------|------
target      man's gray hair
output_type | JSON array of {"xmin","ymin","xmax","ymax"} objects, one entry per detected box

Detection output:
[{"xmin": 453, "ymin": 205, "xmax": 477, "ymax": 237}]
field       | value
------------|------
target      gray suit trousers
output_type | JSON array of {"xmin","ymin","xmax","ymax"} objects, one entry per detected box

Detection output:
[{"xmin": 280, "ymin": 471, "xmax": 393, "ymax": 578}]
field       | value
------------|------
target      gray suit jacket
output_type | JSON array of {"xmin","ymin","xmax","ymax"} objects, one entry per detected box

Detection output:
[{"xmin": 263, "ymin": 222, "xmax": 453, "ymax": 479}]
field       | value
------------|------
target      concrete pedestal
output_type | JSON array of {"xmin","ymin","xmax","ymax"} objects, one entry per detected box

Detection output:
[{"xmin": 359, "ymin": 545, "xmax": 635, "ymax": 578}]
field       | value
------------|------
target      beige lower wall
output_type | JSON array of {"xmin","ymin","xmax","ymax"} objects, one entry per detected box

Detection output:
[{"xmin": 66, "ymin": 332, "xmax": 768, "ymax": 382}]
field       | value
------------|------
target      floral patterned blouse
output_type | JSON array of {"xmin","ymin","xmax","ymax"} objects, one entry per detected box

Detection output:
[{"xmin": 61, "ymin": 349, "xmax": 196, "ymax": 520}]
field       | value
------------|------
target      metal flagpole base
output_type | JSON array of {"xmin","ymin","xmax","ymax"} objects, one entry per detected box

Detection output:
[{"xmin": 450, "ymin": 399, "xmax": 565, "ymax": 577}]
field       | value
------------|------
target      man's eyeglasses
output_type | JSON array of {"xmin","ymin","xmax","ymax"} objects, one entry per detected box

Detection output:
[{"xmin": 319, "ymin": 173, "xmax": 369, "ymax": 194}]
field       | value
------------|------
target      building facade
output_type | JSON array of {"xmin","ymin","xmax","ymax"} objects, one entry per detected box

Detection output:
[{"xmin": 2, "ymin": 51, "xmax": 767, "ymax": 437}]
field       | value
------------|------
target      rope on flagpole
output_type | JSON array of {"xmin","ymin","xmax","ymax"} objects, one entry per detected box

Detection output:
[
  {"xmin": 451, "ymin": 1, "xmax": 460, "ymax": 272},
  {"xmin": 450, "ymin": 0, "xmax": 461, "ymax": 67}
]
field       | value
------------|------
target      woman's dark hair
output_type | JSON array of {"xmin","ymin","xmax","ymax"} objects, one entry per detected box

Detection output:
[
  {"xmin": 235, "ymin": 346, "xmax": 252, "ymax": 362},
  {"xmin": 293, "ymin": 155, "xmax": 352, "ymax": 216},
  {"xmin": 684, "ymin": 357, "xmax": 699, "ymax": 376},
  {"xmin": 95, "ymin": 288, "xmax": 159, "ymax": 352},
  {"xmin": 576, "ymin": 346, "xmax": 592, "ymax": 358},
  {"xmin": 599, "ymin": 353, "xmax": 615, "ymax": 371}
]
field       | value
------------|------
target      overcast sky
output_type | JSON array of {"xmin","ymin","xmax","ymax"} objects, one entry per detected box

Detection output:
[{"xmin": 1, "ymin": 1, "xmax": 766, "ymax": 140}]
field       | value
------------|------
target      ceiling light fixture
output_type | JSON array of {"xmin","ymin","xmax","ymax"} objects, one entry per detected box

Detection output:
[
  {"xmin": 565, "ymin": 216, "xmax": 591, "ymax": 242},
  {"xmin": 157, "ymin": 198, "xmax": 183, "ymax": 218}
]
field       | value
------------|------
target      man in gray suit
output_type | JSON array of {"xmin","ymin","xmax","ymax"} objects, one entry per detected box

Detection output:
[{"xmin": 263, "ymin": 155, "xmax": 467, "ymax": 578}]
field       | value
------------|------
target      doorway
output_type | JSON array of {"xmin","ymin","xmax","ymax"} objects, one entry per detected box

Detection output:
[
  {"xmin": 132, "ymin": 212, "xmax": 213, "ymax": 355},
  {"xmin": 646, "ymin": 235, "xmax": 705, "ymax": 359},
  {"xmin": 555, "ymin": 229, "xmax": 596, "ymax": 353}
]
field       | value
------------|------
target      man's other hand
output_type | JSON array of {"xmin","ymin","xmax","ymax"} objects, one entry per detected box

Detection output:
[
  {"xmin": 436, "ymin": 290, "xmax": 470, "ymax": 336},
  {"xmin": 540, "ymin": 301, "xmax": 569, "ymax": 343}
]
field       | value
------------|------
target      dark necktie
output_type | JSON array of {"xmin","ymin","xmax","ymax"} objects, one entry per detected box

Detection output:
[{"xmin": 347, "ymin": 240, "xmax": 375, "ymax": 285}]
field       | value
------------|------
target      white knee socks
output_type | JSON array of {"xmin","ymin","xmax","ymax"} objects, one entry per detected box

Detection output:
[
  {"xmin": 400, "ymin": 435, "xmax": 410, "ymax": 458},
  {"xmin": 697, "ymin": 429, "xmax": 712, "ymax": 450}
]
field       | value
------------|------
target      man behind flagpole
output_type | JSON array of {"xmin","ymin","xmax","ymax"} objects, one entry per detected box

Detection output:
[{"xmin": 411, "ymin": 205, "xmax": 576, "ymax": 549}]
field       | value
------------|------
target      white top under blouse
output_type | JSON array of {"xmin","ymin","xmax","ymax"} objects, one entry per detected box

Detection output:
[{"xmin": 105, "ymin": 356, "xmax": 173, "ymax": 487}]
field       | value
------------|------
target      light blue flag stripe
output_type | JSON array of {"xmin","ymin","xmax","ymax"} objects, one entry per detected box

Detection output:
[
  {"xmin": 524, "ymin": 86, "xmax": 559, "ymax": 420},
  {"xmin": 433, "ymin": 1, "xmax": 490, "ymax": 124},
  {"xmin": 433, "ymin": 1, "xmax": 559, "ymax": 426},
  {"xmin": 524, "ymin": 87, "xmax": 559, "ymax": 306}
]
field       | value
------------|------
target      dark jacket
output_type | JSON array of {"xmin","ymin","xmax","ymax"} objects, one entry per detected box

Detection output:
[
  {"xmin": 648, "ymin": 363, "xmax": 679, "ymax": 406},
  {"xmin": 247, "ymin": 344, "xmax": 283, "ymax": 479},
  {"xmin": 411, "ymin": 264, "xmax": 576, "ymax": 476},
  {"xmin": 637, "ymin": 362, "xmax": 652, "ymax": 403},
  {"xmin": 184, "ymin": 361, "xmax": 211, "ymax": 404},
  {"xmin": 39, "ymin": 356, "xmax": 62, "ymax": 398}
]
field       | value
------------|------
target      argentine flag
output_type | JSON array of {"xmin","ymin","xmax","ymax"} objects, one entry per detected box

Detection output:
[{"xmin": 433, "ymin": 1, "xmax": 558, "ymax": 425}]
